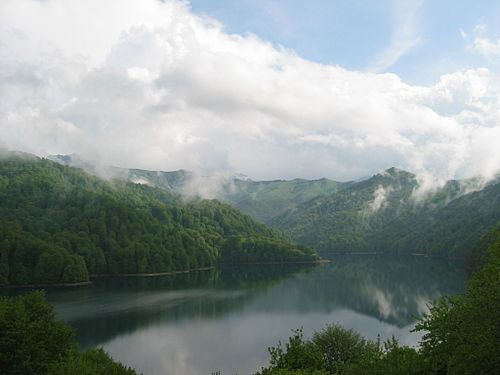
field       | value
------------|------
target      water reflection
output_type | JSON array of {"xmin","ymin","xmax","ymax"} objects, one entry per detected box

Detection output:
[
  {"xmin": 248, "ymin": 255, "xmax": 466, "ymax": 326},
  {"xmin": 43, "ymin": 256, "xmax": 466, "ymax": 375}
]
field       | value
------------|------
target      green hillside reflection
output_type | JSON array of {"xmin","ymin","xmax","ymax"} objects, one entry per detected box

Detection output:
[{"xmin": 45, "ymin": 256, "xmax": 466, "ymax": 349}]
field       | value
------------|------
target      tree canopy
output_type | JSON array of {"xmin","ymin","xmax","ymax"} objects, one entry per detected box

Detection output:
[
  {"xmin": 0, "ymin": 152, "xmax": 318, "ymax": 286},
  {"xmin": 0, "ymin": 291, "xmax": 137, "ymax": 374}
]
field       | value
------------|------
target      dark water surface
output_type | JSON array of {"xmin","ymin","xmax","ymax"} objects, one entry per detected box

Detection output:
[{"xmin": 40, "ymin": 256, "xmax": 466, "ymax": 375}]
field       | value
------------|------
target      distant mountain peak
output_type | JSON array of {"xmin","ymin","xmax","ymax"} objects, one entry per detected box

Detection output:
[
  {"xmin": 385, "ymin": 167, "xmax": 410, "ymax": 175},
  {"xmin": 230, "ymin": 173, "xmax": 251, "ymax": 181},
  {"xmin": 374, "ymin": 167, "xmax": 415, "ymax": 181},
  {"xmin": 386, "ymin": 166, "xmax": 402, "ymax": 174},
  {"xmin": 47, "ymin": 153, "xmax": 90, "ymax": 166}
]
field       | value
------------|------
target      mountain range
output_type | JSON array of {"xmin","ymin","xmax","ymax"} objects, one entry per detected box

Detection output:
[
  {"xmin": 0, "ymin": 151, "xmax": 318, "ymax": 286},
  {"xmin": 49, "ymin": 154, "xmax": 500, "ymax": 260}
]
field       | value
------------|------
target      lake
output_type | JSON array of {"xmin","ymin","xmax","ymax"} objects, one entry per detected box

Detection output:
[{"xmin": 42, "ymin": 256, "xmax": 466, "ymax": 375}]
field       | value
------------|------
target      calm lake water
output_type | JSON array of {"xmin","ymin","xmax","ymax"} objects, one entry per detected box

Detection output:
[{"xmin": 39, "ymin": 256, "xmax": 466, "ymax": 375}]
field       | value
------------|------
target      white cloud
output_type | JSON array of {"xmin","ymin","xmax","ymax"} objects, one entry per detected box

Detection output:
[
  {"xmin": 471, "ymin": 37, "xmax": 500, "ymax": 60},
  {"xmin": 474, "ymin": 23, "xmax": 488, "ymax": 35},
  {"xmin": 0, "ymin": 0, "xmax": 500, "ymax": 183},
  {"xmin": 465, "ymin": 23, "xmax": 500, "ymax": 61},
  {"xmin": 366, "ymin": 185, "xmax": 394, "ymax": 215},
  {"xmin": 370, "ymin": 0, "xmax": 423, "ymax": 72}
]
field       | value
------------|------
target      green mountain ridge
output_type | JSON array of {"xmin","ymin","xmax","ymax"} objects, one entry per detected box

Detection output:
[
  {"xmin": 273, "ymin": 168, "xmax": 500, "ymax": 258},
  {"xmin": 48, "ymin": 153, "xmax": 348, "ymax": 222},
  {"xmin": 0, "ymin": 152, "xmax": 318, "ymax": 286},
  {"xmin": 47, "ymin": 153, "xmax": 500, "ymax": 259}
]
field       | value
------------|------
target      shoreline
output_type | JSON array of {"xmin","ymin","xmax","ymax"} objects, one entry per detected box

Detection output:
[
  {"xmin": 1, "ymin": 260, "xmax": 329, "ymax": 288},
  {"xmin": 324, "ymin": 251, "xmax": 467, "ymax": 261},
  {"xmin": 324, "ymin": 252, "xmax": 380, "ymax": 255},
  {"xmin": 90, "ymin": 266, "xmax": 216, "ymax": 278},
  {"xmin": 90, "ymin": 260, "xmax": 329, "ymax": 277},
  {"xmin": 0, "ymin": 254, "xmax": 466, "ymax": 289},
  {"xmin": 0, "ymin": 281, "xmax": 92, "ymax": 289},
  {"xmin": 2, "ymin": 252, "xmax": 468, "ymax": 289},
  {"xmin": 219, "ymin": 259, "xmax": 330, "ymax": 266}
]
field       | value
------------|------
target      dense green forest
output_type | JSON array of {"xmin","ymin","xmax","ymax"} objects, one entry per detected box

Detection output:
[
  {"xmin": 0, "ymin": 291, "xmax": 138, "ymax": 375},
  {"xmin": 51, "ymin": 155, "xmax": 500, "ymax": 259},
  {"xmin": 256, "ymin": 225, "xmax": 500, "ymax": 375},
  {"xmin": 271, "ymin": 168, "xmax": 500, "ymax": 259},
  {"xmin": 49, "ymin": 153, "xmax": 348, "ymax": 223},
  {"xmin": 0, "ymin": 152, "xmax": 318, "ymax": 286},
  {"xmin": 270, "ymin": 168, "xmax": 419, "ymax": 253},
  {"xmin": 217, "ymin": 178, "xmax": 347, "ymax": 223}
]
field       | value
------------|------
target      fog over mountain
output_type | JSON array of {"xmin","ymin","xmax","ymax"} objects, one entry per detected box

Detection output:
[
  {"xmin": 46, "ymin": 153, "xmax": 500, "ymax": 259},
  {"xmin": 1, "ymin": 0, "xmax": 500, "ymax": 185}
]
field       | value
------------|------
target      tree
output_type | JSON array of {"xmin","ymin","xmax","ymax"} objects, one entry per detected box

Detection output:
[
  {"xmin": 415, "ymin": 226, "xmax": 500, "ymax": 374},
  {"xmin": 0, "ymin": 291, "xmax": 138, "ymax": 375},
  {"xmin": 0, "ymin": 291, "xmax": 73, "ymax": 375},
  {"xmin": 311, "ymin": 324, "xmax": 378, "ymax": 374}
]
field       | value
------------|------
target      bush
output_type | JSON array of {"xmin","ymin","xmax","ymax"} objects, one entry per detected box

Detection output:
[
  {"xmin": 415, "ymin": 227, "xmax": 500, "ymax": 375},
  {"xmin": 0, "ymin": 291, "xmax": 138, "ymax": 375},
  {"xmin": 0, "ymin": 291, "xmax": 73, "ymax": 375},
  {"xmin": 311, "ymin": 324, "xmax": 378, "ymax": 374},
  {"xmin": 47, "ymin": 348, "xmax": 137, "ymax": 375},
  {"xmin": 266, "ymin": 328, "xmax": 322, "ymax": 372}
]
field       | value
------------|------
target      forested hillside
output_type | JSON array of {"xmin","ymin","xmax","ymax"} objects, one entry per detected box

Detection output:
[
  {"xmin": 272, "ymin": 168, "xmax": 500, "ymax": 259},
  {"xmin": 48, "ymin": 154, "xmax": 500, "ymax": 259},
  {"xmin": 0, "ymin": 152, "xmax": 318, "ymax": 286},
  {"xmin": 49, "ymin": 154, "xmax": 348, "ymax": 222},
  {"xmin": 271, "ymin": 167, "xmax": 419, "ymax": 252},
  {"xmin": 370, "ymin": 179, "xmax": 500, "ymax": 258},
  {"xmin": 216, "ymin": 178, "xmax": 348, "ymax": 223}
]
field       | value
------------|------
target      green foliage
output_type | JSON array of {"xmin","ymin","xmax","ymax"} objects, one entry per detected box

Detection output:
[
  {"xmin": 415, "ymin": 225, "xmax": 500, "ymax": 375},
  {"xmin": 51, "ymin": 155, "xmax": 500, "ymax": 261},
  {"xmin": 219, "ymin": 178, "xmax": 346, "ymax": 223},
  {"xmin": 259, "ymin": 225, "xmax": 500, "ymax": 375},
  {"xmin": 0, "ymin": 152, "xmax": 318, "ymax": 286},
  {"xmin": 271, "ymin": 167, "xmax": 500, "ymax": 259},
  {"xmin": 377, "ymin": 181, "xmax": 500, "ymax": 259},
  {"xmin": 311, "ymin": 324, "xmax": 379, "ymax": 374},
  {"xmin": 259, "ymin": 324, "xmax": 420, "ymax": 375},
  {"xmin": 260, "ymin": 368, "xmax": 329, "ymax": 375},
  {"xmin": 258, "ymin": 332, "xmax": 316, "ymax": 375},
  {"xmin": 220, "ymin": 236, "xmax": 319, "ymax": 264},
  {"xmin": 50, "ymin": 154, "xmax": 346, "ymax": 224},
  {"xmin": 270, "ymin": 168, "xmax": 421, "ymax": 253},
  {"xmin": 413, "ymin": 297, "xmax": 459, "ymax": 373},
  {"xmin": 346, "ymin": 338, "xmax": 423, "ymax": 375},
  {"xmin": 265, "ymin": 329, "xmax": 322, "ymax": 372},
  {"xmin": 0, "ymin": 291, "xmax": 137, "ymax": 375},
  {"xmin": 0, "ymin": 291, "xmax": 74, "ymax": 375},
  {"xmin": 47, "ymin": 348, "xmax": 137, "ymax": 375}
]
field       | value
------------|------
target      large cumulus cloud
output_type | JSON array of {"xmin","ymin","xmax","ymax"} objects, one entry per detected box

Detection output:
[{"xmin": 1, "ymin": 0, "xmax": 499, "ymax": 182}]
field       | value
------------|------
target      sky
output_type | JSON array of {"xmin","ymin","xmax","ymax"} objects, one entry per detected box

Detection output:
[
  {"xmin": 189, "ymin": 0, "xmax": 500, "ymax": 83},
  {"xmin": 1, "ymin": 0, "xmax": 500, "ymax": 182}
]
